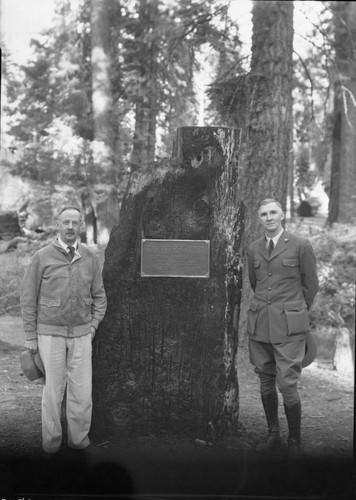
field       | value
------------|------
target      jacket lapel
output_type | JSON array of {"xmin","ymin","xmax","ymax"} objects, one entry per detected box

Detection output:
[
  {"xmin": 270, "ymin": 230, "xmax": 289, "ymax": 260},
  {"xmin": 53, "ymin": 238, "xmax": 68, "ymax": 258},
  {"xmin": 258, "ymin": 236, "xmax": 269, "ymax": 261}
]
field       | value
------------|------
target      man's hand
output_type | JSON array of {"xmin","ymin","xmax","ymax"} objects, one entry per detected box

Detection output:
[
  {"xmin": 25, "ymin": 339, "xmax": 38, "ymax": 353},
  {"xmin": 91, "ymin": 326, "xmax": 96, "ymax": 341}
]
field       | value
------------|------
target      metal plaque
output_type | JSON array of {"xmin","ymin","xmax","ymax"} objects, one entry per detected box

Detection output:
[{"xmin": 141, "ymin": 239, "xmax": 210, "ymax": 278}]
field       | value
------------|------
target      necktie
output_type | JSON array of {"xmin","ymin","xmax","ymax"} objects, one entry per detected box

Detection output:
[
  {"xmin": 68, "ymin": 246, "xmax": 75, "ymax": 261},
  {"xmin": 267, "ymin": 239, "xmax": 274, "ymax": 256}
]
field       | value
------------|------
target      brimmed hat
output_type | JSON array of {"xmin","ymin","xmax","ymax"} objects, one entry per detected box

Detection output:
[
  {"xmin": 20, "ymin": 350, "xmax": 45, "ymax": 381},
  {"xmin": 302, "ymin": 332, "xmax": 317, "ymax": 368}
]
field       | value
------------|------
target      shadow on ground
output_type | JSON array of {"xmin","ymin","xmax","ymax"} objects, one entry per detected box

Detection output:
[{"xmin": 1, "ymin": 444, "xmax": 355, "ymax": 499}]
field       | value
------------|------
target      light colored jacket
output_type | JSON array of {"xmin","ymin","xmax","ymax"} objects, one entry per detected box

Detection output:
[
  {"xmin": 247, "ymin": 230, "xmax": 319, "ymax": 343},
  {"xmin": 21, "ymin": 239, "xmax": 107, "ymax": 340}
]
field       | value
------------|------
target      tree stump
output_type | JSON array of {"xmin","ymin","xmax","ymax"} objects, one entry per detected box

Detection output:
[
  {"xmin": 333, "ymin": 327, "xmax": 354, "ymax": 378},
  {"xmin": 92, "ymin": 127, "xmax": 244, "ymax": 441},
  {"xmin": 0, "ymin": 211, "xmax": 22, "ymax": 240}
]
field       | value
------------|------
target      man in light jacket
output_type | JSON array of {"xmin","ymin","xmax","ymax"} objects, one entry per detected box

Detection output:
[
  {"xmin": 247, "ymin": 198, "xmax": 319, "ymax": 455},
  {"xmin": 21, "ymin": 206, "xmax": 107, "ymax": 456}
]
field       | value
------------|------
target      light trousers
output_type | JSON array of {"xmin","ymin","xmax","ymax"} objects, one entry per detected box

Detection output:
[{"xmin": 38, "ymin": 333, "xmax": 92, "ymax": 453}]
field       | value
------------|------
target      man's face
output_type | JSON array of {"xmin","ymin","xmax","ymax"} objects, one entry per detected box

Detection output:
[
  {"xmin": 258, "ymin": 202, "xmax": 284, "ymax": 237},
  {"xmin": 57, "ymin": 209, "xmax": 81, "ymax": 245}
]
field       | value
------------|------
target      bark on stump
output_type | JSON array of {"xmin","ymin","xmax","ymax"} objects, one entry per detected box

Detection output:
[
  {"xmin": 0, "ymin": 211, "xmax": 22, "ymax": 240},
  {"xmin": 92, "ymin": 127, "xmax": 244, "ymax": 441}
]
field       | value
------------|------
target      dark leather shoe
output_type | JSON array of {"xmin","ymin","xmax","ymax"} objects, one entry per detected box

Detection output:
[
  {"xmin": 84, "ymin": 443, "xmax": 102, "ymax": 456},
  {"xmin": 41, "ymin": 450, "xmax": 60, "ymax": 462},
  {"xmin": 287, "ymin": 438, "xmax": 302, "ymax": 457},
  {"xmin": 255, "ymin": 433, "xmax": 282, "ymax": 453}
]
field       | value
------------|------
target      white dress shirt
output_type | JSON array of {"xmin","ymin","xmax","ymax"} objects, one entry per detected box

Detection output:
[
  {"xmin": 265, "ymin": 228, "xmax": 284, "ymax": 250},
  {"xmin": 58, "ymin": 237, "xmax": 78, "ymax": 256}
]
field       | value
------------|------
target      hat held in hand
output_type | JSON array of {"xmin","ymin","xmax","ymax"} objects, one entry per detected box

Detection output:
[
  {"xmin": 302, "ymin": 332, "xmax": 317, "ymax": 368},
  {"xmin": 20, "ymin": 350, "xmax": 45, "ymax": 381}
]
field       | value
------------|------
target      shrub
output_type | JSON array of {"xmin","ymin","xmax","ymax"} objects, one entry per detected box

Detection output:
[
  {"xmin": 309, "ymin": 223, "xmax": 356, "ymax": 333},
  {"xmin": 286, "ymin": 220, "xmax": 355, "ymax": 364},
  {"xmin": 0, "ymin": 245, "xmax": 31, "ymax": 315}
]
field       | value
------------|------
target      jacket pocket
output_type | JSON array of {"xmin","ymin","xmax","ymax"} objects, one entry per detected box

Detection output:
[
  {"xmin": 38, "ymin": 296, "xmax": 61, "ymax": 324},
  {"xmin": 282, "ymin": 259, "xmax": 300, "ymax": 279},
  {"xmin": 282, "ymin": 259, "xmax": 299, "ymax": 268},
  {"xmin": 247, "ymin": 300, "xmax": 259, "ymax": 335},
  {"xmin": 83, "ymin": 297, "xmax": 93, "ymax": 307},
  {"xmin": 77, "ymin": 297, "xmax": 93, "ymax": 323},
  {"xmin": 39, "ymin": 297, "xmax": 61, "ymax": 307},
  {"xmin": 284, "ymin": 301, "xmax": 310, "ymax": 335}
]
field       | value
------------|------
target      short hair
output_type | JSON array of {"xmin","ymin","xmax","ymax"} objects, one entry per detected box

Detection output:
[
  {"xmin": 259, "ymin": 198, "xmax": 282, "ymax": 210},
  {"xmin": 57, "ymin": 206, "xmax": 82, "ymax": 219}
]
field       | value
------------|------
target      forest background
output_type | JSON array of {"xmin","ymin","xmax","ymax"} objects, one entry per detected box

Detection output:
[{"xmin": 0, "ymin": 0, "xmax": 355, "ymax": 406}]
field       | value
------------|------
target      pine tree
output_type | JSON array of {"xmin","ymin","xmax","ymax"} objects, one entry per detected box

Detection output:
[{"xmin": 328, "ymin": 1, "xmax": 356, "ymax": 223}]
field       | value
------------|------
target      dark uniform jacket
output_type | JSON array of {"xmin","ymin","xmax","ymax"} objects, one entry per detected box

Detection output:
[{"xmin": 247, "ymin": 230, "xmax": 319, "ymax": 343}]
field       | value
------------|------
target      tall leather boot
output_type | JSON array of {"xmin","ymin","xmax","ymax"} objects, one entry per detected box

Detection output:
[
  {"xmin": 255, "ymin": 390, "xmax": 281, "ymax": 453},
  {"xmin": 284, "ymin": 401, "xmax": 302, "ymax": 456}
]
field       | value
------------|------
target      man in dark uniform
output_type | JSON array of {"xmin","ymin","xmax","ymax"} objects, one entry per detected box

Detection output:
[{"xmin": 247, "ymin": 198, "xmax": 319, "ymax": 455}]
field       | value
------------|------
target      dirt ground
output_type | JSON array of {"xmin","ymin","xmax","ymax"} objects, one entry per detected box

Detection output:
[{"xmin": 0, "ymin": 315, "xmax": 354, "ymax": 499}]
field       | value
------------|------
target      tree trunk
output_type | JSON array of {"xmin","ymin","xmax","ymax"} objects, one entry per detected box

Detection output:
[
  {"xmin": 130, "ymin": 0, "xmax": 160, "ymax": 169},
  {"xmin": 328, "ymin": 1, "xmax": 356, "ymax": 223},
  {"xmin": 91, "ymin": 0, "xmax": 114, "ymax": 178},
  {"xmin": 131, "ymin": 104, "xmax": 148, "ymax": 171},
  {"xmin": 92, "ymin": 127, "xmax": 243, "ymax": 441},
  {"xmin": 147, "ymin": 52, "xmax": 158, "ymax": 162},
  {"xmin": 80, "ymin": 188, "xmax": 98, "ymax": 244},
  {"xmin": 241, "ymin": 0, "xmax": 294, "ymax": 241},
  {"xmin": 130, "ymin": 0, "xmax": 149, "ymax": 170},
  {"xmin": 328, "ymin": 100, "xmax": 341, "ymax": 223},
  {"xmin": 146, "ymin": 1, "xmax": 159, "ymax": 163},
  {"xmin": 233, "ymin": 1, "xmax": 294, "ymax": 347}
]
